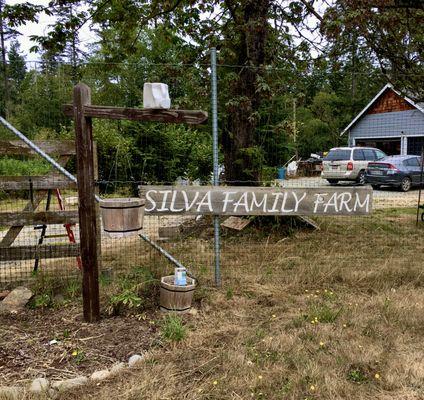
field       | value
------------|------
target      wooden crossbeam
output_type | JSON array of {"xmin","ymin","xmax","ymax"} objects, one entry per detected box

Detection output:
[
  {"xmin": 63, "ymin": 104, "xmax": 208, "ymax": 125},
  {"xmin": 0, "ymin": 210, "xmax": 78, "ymax": 226},
  {"xmin": 0, "ymin": 140, "xmax": 76, "ymax": 156},
  {"xmin": 0, "ymin": 175, "xmax": 76, "ymax": 190},
  {"xmin": 0, "ymin": 244, "xmax": 80, "ymax": 261}
]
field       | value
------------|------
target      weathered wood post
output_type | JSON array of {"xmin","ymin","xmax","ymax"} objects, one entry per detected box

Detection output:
[{"xmin": 73, "ymin": 83, "xmax": 100, "ymax": 322}]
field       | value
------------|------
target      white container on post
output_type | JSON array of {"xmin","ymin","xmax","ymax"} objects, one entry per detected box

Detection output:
[{"xmin": 143, "ymin": 83, "xmax": 171, "ymax": 109}]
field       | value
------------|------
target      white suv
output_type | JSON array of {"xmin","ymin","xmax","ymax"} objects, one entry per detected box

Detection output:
[{"xmin": 321, "ymin": 147, "xmax": 386, "ymax": 185}]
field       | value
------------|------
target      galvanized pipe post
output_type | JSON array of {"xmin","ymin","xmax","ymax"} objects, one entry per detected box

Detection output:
[{"xmin": 211, "ymin": 47, "xmax": 221, "ymax": 287}]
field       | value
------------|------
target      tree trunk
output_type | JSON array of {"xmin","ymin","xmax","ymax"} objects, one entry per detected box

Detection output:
[{"xmin": 222, "ymin": 0, "xmax": 270, "ymax": 185}]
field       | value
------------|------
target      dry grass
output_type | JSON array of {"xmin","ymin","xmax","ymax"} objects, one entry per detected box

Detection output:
[{"xmin": 41, "ymin": 208, "xmax": 424, "ymax": 400}]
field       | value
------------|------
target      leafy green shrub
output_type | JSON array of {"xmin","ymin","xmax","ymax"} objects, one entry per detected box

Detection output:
[
  {"xmin": 107, "ymin": 265, "xmax": 158, "ymax": 315},
  {"xmin": 109, "ymin": 289, "xmax": 142, "ymax": 313},
  {"xmin": 30, "ymin": 293, "xmax": 52, "ymax": 309},
  {"xmin": 0, "ymin": 157, "xmax": 51, "ymax": 176}
]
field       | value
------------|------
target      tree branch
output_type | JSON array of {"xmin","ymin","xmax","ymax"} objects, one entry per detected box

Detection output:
[{"xmin": 299, "ymin": 0, "xmax": 323, "ymax": 22}]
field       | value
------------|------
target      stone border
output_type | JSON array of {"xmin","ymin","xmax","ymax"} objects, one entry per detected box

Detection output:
[{"xmin": 0, "ymin": 354, "xmax": 145, "ymax": 399}]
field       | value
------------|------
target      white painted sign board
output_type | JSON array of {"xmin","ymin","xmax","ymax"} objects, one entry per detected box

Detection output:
[{"xmin": 140, "ymin": 186, "xmax": 372, "ymax": 216}]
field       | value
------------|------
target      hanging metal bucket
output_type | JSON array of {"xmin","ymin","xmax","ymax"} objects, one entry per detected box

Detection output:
[{"xmin": 99, "ymin": 198, "xmax": 145, "ymax": 235}]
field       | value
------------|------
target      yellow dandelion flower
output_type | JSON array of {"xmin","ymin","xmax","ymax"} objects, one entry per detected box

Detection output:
[
  {"xmin": 343, "ymin": 323, "xmax": 347, "ymax": 328},
  {"xmin": 213, "ymin": 380, "xmax": 218, "ymax": 385},
  {"xmin": 324, "ymin": 289, "xmax": 328, "ymax": 293},
  {"xmin": 258, "ymin": 375, "xmax": 263, "ymax": 380},
  {"xmin": 272, "ymin": 314, "xmax": 276, "ymax": 318},
  {"xmin": 310, "ymin": 385, "xmax": 316, "ymax": 391},
  {"xmin": 311, "ymin": 320, "xmax": 315, "ymax": 324},
  {"xmin": 72, "ymin": 350, "xmax": 78, "ymax": 356},
  {"xmin": 375, "ymin": 373, "xmax": 381, "ymax": 380},
  {"xmin": 319, "ymin": 341, "xmax": 325, "ymax": 347}
]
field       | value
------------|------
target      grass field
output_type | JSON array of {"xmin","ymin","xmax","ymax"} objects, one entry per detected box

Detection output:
[{"xmin": 40, "ymin": 208, "xmax": 424, "ymax": 400}]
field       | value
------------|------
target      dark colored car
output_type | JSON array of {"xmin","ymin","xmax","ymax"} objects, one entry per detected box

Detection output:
[{"xmin": 365, "ymin": 155, "xmax": 423, "ymax": 192}]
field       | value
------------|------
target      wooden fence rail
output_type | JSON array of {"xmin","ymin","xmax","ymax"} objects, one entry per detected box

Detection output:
[
  {"xmin": 0, "ymin": 211, "xmax": 78, "ymax": 226},
  {"xmin": 0, "ymin": 176, "xmax": 76, "ymax": 190},
  {"xmin": 0, "ymin": 244, "xmax": 80, "ymax": 261}
]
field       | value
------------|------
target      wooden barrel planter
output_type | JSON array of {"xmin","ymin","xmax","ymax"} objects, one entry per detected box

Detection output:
[
  {"xmin": 99, "ymin": 198, "xmax": 145, "ymax": 234},
  {"xmin": 160, "ymin": 275, "xmax": 196, "ymax": 313}
]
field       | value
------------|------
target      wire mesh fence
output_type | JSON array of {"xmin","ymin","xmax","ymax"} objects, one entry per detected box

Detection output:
[{"xmin": 0, "ymin": 60, "xmax": 423, "ymax": 293}]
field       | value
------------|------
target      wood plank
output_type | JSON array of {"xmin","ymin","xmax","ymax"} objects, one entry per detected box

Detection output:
[
  {"xmin": 221, "ymin": 216, "xmax": 251, "ymax": 231},
  {"xmin": 0, "ymin": 244, "xmax": 80, "ymax": 261},
  {"xmin": 0, "ymin": 155, "xmax": 71, "ymax": 247},
  {"xmin": 296, "ymin": 215, "xmax": 320, "ymax": 230},
  {"xmin": 0, "ymin": 175, "xmax": 76, "ymax": 190},
  {"xmin": 140, "ymin": 185, "xmax": 373, "ymax": 216},
  {"xmin": 0, "ymin": 140, "xmax": 76, "ymax": 156},
  {"xmin": 63, "ymin": 104, "xmax": 208, "ymax": 125},
  {"xmin": 73, "ymin": 83, "xmax": 100, "ymax": 322},
  {"xmin": 0, "ymin": 210, "xmax": 79, "ymax": 226}
]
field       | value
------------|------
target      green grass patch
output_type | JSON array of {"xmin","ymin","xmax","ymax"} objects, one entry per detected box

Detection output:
[{"xmin": 160, "ymin": 314, "xmax": 187, "ymax": 342}]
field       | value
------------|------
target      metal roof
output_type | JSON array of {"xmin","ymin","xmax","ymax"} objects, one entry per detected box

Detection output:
[{"xmin": 340, "ymin": 83, "xmax": 424, "ymax": 136}]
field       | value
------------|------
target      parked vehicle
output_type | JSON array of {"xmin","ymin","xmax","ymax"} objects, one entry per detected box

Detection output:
[
  {"xmin": 365, "ymin": 155, "xmax": 423, "ymax": 192},
  {"xmin": 321, "ymin": 147, "xmax": 386, "ymax": 185}
]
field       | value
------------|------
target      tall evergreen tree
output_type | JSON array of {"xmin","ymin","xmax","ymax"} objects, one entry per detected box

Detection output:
[{"xmin": 8, "ymin": 40, "xmax": 26, "ymax": 84}]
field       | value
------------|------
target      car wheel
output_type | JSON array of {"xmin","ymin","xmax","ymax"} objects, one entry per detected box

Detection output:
[
  {"xmin": 371, "ymin": 184, "xmax": 381, "ymax": 190},
  {"xmin": 357, "ymin": 170, "xmax": 366, "ymax": 185},
  {"xmin": 327, "ymin": 179, "xmax": 339, "ymax": 185},
  {"xmin": 400, "ymin": 177, "xmax": 412, "ymax": 192},
  {"xmin": 421, "ymin": 212, "xmax": 424, "ymax": 222}
]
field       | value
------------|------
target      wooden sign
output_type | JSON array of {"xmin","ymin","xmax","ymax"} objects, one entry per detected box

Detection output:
[{"xmin": 140, "ymin": 186, "xmax": 372, "ymax": 216}]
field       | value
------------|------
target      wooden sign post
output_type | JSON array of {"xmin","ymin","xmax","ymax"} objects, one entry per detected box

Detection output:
[
  {"xmin": 64, "ymin": 83, "xmax": 208, "ymax": 322},
  {"xmin": 73, "ymin": 83, "xmax": 100, "ymax": 322}
]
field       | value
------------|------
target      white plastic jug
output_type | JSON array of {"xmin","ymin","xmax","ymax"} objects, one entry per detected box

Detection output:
[{"xmin": 143, "ymin": 83, "xmax": 171, "ymax": 109}]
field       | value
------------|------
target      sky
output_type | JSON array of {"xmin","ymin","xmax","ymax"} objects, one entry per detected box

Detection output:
[{"xmin": 7, "ymin": 0, "xmax": 97, "ymax": 63}]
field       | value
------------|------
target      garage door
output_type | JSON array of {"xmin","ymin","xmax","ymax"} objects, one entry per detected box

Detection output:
[
  {"xmin": 355, "ymin": 138, "xmax": 401, "ymax": 156},
  {"xmin": 407, "ymin": 136, "xmax": 424, "ymax": 156}
]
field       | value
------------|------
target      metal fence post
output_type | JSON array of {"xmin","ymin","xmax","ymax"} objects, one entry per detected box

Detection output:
[{"xmin": 211, "ymin": 47, "xmax": 221, "ymax": 287}]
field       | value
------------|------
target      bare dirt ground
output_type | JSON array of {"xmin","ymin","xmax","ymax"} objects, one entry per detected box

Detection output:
[
  {"xmin": 0, "ymin": 305, "xmax": 158, "ymax": 384},
  {"xmin": 1, "ymin": 208, "xmax": 424, "ymax": 399}
]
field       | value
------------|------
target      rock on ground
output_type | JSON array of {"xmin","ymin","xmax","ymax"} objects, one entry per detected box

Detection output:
[
  {"xmin": 128, "ymin": 354, "xmax": 144, "ymax": 368},
  {"xmin": 110, "ymin": 362, "xmax": 126, "ymax": 375},
  {"xmin": 51, "ymin": 376, "xmax": 88, "ymax": 391},
  {"xmin": 90, "ymin": 370, "xmax": 111, "ymax": 381},
  {"xmin": 29, "ymin": 377, "xmax": 49, "ymax": 393},
  {"xmin": 0, "ymin": 287, "xmax": 32, "ymax": 313}
]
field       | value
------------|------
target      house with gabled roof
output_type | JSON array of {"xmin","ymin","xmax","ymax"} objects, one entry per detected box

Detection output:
[{"xmin": 341, "ymin": 83, "xmax": 424, "ymax": 156}]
